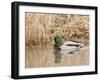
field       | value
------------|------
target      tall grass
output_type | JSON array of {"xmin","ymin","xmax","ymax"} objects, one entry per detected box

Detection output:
[{"xmin": 25, "ymin": 13, "xmax": 89, "ymax": 48}]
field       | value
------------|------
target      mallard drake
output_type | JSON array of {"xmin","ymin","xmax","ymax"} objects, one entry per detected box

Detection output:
[
  {"xmin": 54, "ymin": 36, "xmax": 84, "ymax": 53},
  {"xmin": 54, "ymin": 35, "xmax": 84, "ymax": 47}
]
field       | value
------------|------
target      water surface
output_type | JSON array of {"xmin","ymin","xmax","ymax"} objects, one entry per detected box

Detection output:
[{"xmin": 25, "ymin": 46, "xmax": 89, "ymax": 68}]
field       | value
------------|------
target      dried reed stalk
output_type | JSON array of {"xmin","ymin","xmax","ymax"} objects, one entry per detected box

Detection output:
[{"xmin": 25, "ymin": 13, "xmax": 89, "ymax": 48}]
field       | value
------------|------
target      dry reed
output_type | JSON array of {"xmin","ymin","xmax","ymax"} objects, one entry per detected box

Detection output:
[{"xmin": 25, "ymin": 13, "xmax": 89, "ymax": 48}]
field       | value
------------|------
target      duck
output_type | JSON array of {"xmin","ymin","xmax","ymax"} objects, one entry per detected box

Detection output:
[{"xmin": 54, "ymin": 35, "xmax": 84, "ymax": 53}]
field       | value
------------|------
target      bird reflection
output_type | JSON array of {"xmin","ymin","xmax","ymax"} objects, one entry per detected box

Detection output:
[{"xmin": 53, "ymin": 45, "xmax": 62, "ymax": 63}]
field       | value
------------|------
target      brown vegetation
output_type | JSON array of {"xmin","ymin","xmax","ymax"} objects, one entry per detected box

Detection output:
[{"xmin": 25, "ymin": 13, "xmax": 89, "ymax": 47}]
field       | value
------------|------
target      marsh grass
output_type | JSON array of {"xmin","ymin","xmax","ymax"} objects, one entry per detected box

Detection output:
[{"xmin": 25, "ymin": 13, "xmax": 89, "ymax": 48}]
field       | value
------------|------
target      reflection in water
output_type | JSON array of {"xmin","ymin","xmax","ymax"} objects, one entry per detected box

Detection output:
[
  {"xmin": 53, "ymin": 45, "xmax": 62, "ymax": 63},
  {"xmin": 55, "ymin": 53, "xmax": 61, "ymax": 63},
  {"xmin": 53, "ymin": 45, "xmax": 88, "ymax": 64},
  {"xmin": 25, "ymin": 46, "xmax": 89, "ymax": 68}
]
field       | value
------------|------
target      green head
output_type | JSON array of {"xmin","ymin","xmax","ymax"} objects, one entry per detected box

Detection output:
[{"xmin": 54, "ymin": 35, "xmax": 63, "ymax": 45}]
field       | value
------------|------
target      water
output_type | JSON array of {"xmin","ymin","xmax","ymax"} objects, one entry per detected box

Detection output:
[{"xmin": 25, "ymin": 46, "xmax": 89, "ymax": 68}]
